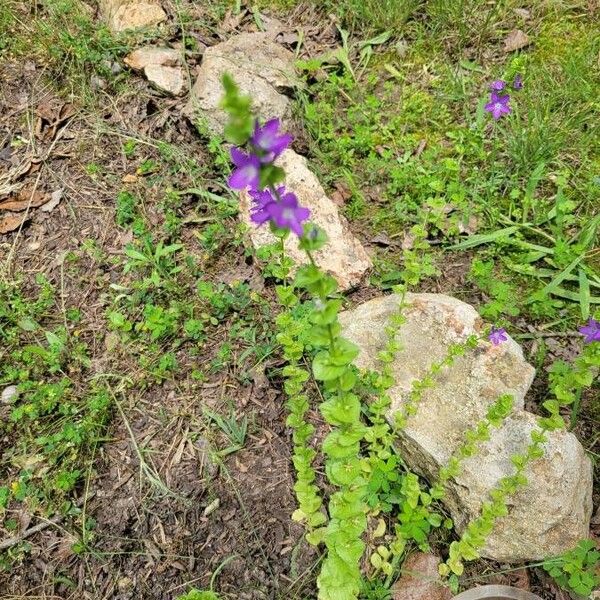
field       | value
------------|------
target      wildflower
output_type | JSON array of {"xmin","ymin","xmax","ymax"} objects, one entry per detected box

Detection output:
[
  {"xmin": 267, "ymin": 188, "xmax": 310, "ymax": 237},
  {"xmin": 513, "ymin": 74, "xmax": 523, "ymax": 90},
  {"xmin": 248, "ymin": 188, "xmax": 276, "ymax": 225},
  {"xmin": 579, "ymin": 318, "xmax": 600, "ymax": 344},
  {"xmin": 251, "ymin": 118, "xmax": 293, "ymax": 163},
  {"xmin": 485, "ymin": 91, "xmax": 511, "ymax": 120},
  {"xmin": 490, "ymin": 80, "xmax": 506, "ymax": 91},
  {"xmin": 248, "ymin": 186, "xmax": 310, "ymax": 237},
  {"xmin": 228, "ymin": 147, "xmax": 261, "ymax": 190},
  {"xmin": 488, "ymin": 326, "xmax": 508, "ymax": 346}
]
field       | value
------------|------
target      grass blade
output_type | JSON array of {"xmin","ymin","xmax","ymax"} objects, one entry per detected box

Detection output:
[
  {"xmin": 579, "ymin": 268, "xmax": 590, "ymax": 320},
  {"xmin": 448, "ymin": 226, "xmax": 519, "ymax": 250}
]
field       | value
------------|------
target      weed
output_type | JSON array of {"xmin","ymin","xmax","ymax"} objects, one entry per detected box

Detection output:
[
  {"xmin": 543, "ymin": 539, "xmax": 600, "ymax": 597},
  {"xmin": 203, "ymin": 407, "xmax": 249, "ymax": 455},
  {"xmin": 0, "ymin": 279, "xmax": 112, "ymax": 518}
]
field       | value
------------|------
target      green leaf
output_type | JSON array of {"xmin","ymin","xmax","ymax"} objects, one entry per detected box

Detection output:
[
  {"xmin": 124, "ymin": 247, "xmax": 149, "ymax": 262},
  {"xmin": 320, "ymin": 394, "xmax": 361, "ymax": 425},
  {"xmin": 18, "ymin": 317, "xmax": 38, "ymax": 331},
  {"xmin": 459, "ymin": 59, "xmax": 484, "ymax": 72},
  {"xmin": 448, "ymin": 226, "xmax": 519, "ymax": 250},
  {"xmin": 579, "ymin": 269, "xmax": 590, "ymax": 320},
  {"xmin": 326, "ymin": 457, "xmax": 362, "ymax": 486},
  {"xmin": 313, "ymin": 351, "xmax": 347, "ymax": 381}
]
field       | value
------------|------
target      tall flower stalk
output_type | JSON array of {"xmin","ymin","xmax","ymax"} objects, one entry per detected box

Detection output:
[{"xmin": 220, "ymin": 74, "xmax": 368, "ymax": 600}]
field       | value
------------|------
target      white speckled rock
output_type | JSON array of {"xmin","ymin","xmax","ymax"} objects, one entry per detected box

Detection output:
[
  {"xmin": 100, "ymin": 0, "xmax": 166, "ymax": 33},
  {"xmin": 339, "ymin": 293, "xmax": 593, "ymax": 562},
  {"xmin": 185, "ymin": 32, "xmax": 300, "ymax": 134},
  {"xmin": 240, "ymin": 149, "xmax": 372, "ymax": 290}
]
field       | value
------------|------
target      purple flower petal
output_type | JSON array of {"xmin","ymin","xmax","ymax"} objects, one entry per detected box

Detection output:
[
  {"xmin": 513, "ymin": 74, "xmax": 523, "ymax": 90},
  {"xmin": 488, "ymin": 326, "xmax": 508, "ymax": 346},
  {"xmin": 230, "ymin": 146, "xmax": 248, "ymax": 167},
  {"xmin": 251, "ymin": 118, "xmax": 293, "ymax": 162},
  {"xmin": 266, "ymin": 190, "xmax": 310, "ymax": 237},
  {"xmin": 228, "ymin": 150, "xmax": 261, "ymax": 190},
  {"xmin": 490, "ymin": 80, "xmax": 506, "ymax": 91},
  {"xmin": 579, "ymin": 318, "xmax": 600, "ymax": 344},
  {"xmin": 248, "ymin": 188, "xmax": 277, "ymax": 224},
  {"xmin": 485, "ymin": 92, "xmax": 511, "ymax": 120}
]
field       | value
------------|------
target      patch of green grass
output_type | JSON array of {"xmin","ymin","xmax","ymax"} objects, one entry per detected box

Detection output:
[
  {"xmin": 296, "ymin": 3, "xmax": 599, "ymax": 326},
  {"xmin": 0, "ymin": 277, "xmax": 112, "ymax": 520},
  {"xmin": 1, "ymin": 0, "xmax": 128, "ymax": 96}
]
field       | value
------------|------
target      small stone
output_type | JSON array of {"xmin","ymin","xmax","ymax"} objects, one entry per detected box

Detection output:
[
  {"xmin": 185, "ymin": 32, "xmax": 301, "ymax": 134},
  {"xmin": 340, "ymin": 293, "xmax": 593, "ymax": 562},
  {"xmin": 1, "ymin": 385, "xmax": 18, "ymax": 404},
  {"xmin": 144, "ymin": 65, "xmax": 185, "ymax": 95},
  {"xmin": 100, "ymin": 0, "xmax": 167, "ymax": 33},
  {"xmin": 514, "ymin": 8, "xmax": 531, "ymax": 19},
  {"xmin": 124, "ymin": 47, "xmax": 180, "ymax": 70},
  {"xmin": 395, "ymin": 39, "xmax": 409, "ymax": 58},
  {"xmin": 503, "ymin": 29, "xmax": 531, "ymax": 52},
  {"xmin": 90, "ymin": 75, "xmax": 107, "ymax": 90},
  {"xmin": 391, "ymin": 552, "xmax": 452, "ymax": 600},
  {"xmin": 124, "ymin": 47, "xmax": 185, "ymax": 95},
  {"xmin": 239, "ymin": 149, "xmax": 372, "ymax": 290}
]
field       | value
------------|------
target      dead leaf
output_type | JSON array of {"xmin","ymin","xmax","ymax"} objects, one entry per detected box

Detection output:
[
  {"xmin": 331, "ymin": 181, "xmax": 352, "ymax": 206},
  {"xmin": 402, "ymin": 232, "xmax": 415, "ymax": 250},
  {"xmin": 0, "ymin": 146, "xmax": 12, "ymax": 163},
  {"xmin": 503, "ymin": 29, "xmax": 530, "ymax": 52},
  {"xmin": 370, "ymin": 233, "xmax": 392, "ymax": 247},
  {"xmin": 221, "ymin": 8, "xmax": 248, "ymax": 33},
  {"xmin": 35, "ymin": 100, "xmax": 76, "ymax": 141},
  {"xmin": 414, "ymin": 139, "xmax": 427, "ymax": 156},
  {"xmin": 0, "ymin": 187, "xmax": 48, "ymax": 212},
  {"xmin": 40, "ymin": 188, "xmax": 64, "ymax": 212},
  {"xmin": 277, "ymin": 31, "xmax": 299, "ymax": 45},
  {"xmin": 122, "ymin": 173, "xmax": 138, "ymax": 183}
]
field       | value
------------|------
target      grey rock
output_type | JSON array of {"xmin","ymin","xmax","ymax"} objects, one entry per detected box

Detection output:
[
  {"xmin": 124, "ymin": 47, "xmax": 185, "ymax": 95},
  {"xmin": 339, "ymin": 292, "xmax": 592, "ymax": 562},
  {"xmin": 1, "ymin": 385, "xmax": 18, "ymax": 404},
  {"xmin": 185, "ymin": 32, "xmax": 300, "ymax": 134},
  {"xmin": 239, "ymin": 149, "xmax": 372, "ymax": 290}
]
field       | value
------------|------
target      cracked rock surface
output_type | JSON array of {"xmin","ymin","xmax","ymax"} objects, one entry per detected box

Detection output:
[{"xmin": 340, "ymin": 292, "xmax": 593, "ymax": 562}]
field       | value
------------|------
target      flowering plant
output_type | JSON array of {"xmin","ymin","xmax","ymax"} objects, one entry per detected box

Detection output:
[{"xmin": 219, "ymin": 74, "xmax": 600, "ymax": 599}]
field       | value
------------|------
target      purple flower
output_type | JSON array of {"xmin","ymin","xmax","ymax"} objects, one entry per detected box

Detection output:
[
  {"xmin": 488, "ymin": 326, "xmax": 508, "ymax": 346},
  {"xmin": 490, "ymin": 80, "xmax": 506, "ymax": 91},
  {"xmin": 579, "ymin": 319, "xmax": 600, "ymax": 344},
  {"xmin": 269, "ymin": 189, "xmax": 310, "ymax": 237},
  {"xmin": 513, "ymin": 74, "xmax": 523, "ymax": 90},
  {"xmin": 248, "ymin": 186, "xmax": 310, "ymax": 237},
  {"xmin": 228, "ymin": 147, "xmax": 261, "ymax": 190},
  {"xmin": 251, "ymin": 118, "xmax": 293, "ymax": 163},
  {"xmin": 248, "ymin": 188, "xmax": 277, "ymax": 225},
  {"xmin": 485, "ymin": 92, "xmax": 511, "ymax": 120}
]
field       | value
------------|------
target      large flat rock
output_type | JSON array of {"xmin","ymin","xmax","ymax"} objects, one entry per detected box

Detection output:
[
  {"xmin": 185, "ymin": 32, "xmax": 299, "ymax": 134},
  {"xmin": 240, "ymin": 149, "xmax": 372, "ymax": 291},
  {"xmin": 339, "ymin": 293, "xmax": 593, "ymax": 562}
]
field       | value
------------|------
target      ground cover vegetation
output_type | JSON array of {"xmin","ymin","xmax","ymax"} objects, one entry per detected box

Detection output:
[{"xmin": 0, "ymin": 0, "xmax": 598, "ymax": 598}]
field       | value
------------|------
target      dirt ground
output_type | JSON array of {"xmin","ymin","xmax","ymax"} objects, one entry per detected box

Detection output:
[{"xmin": 0, "ymin": 2, "xmax": 598, "ymax": 599}]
